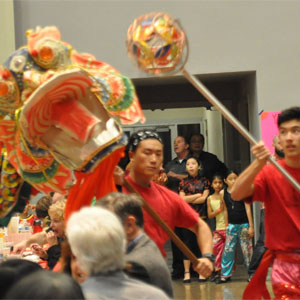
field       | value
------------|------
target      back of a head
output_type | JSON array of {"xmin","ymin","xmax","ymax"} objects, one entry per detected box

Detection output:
[
  {"xmin": 4, "ymin": 270, "xmax": 84, "ymax": 299},
  {"xmin": 0, "ymin": 259, "xmax": 42, "ymax": 299},
  {"xmin": 97, "ymin": 192, "xmax": 144, "ymax": 228},
  {"xmin": 278, "ymin": 106, "xmax": 300, "ymax": 126},
  {"xmin": 36, "ymin": 195, "xmax": 52, "ymax": 219},
  {"xmin": 66, "ymin": 206, "xmax": 126, "ymax": 275}
]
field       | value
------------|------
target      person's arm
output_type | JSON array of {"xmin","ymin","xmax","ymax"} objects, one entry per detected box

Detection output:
[
  {"xmin": 179, "ymin": 191, "xmax": 203, "ymax": 203},
  {"xmin": 192, "ymin": 189, "xmax": 210, "ymax": 204},
  {"xmin": 231, "ymin": 142, "xmax": 270, "ymax": 201},
  {"xmin": 207, "ymin": 196, "xmax": 214, "ymax": 218},
  {"xmin": 189, "ymin": 218, "xmax": 213, "ymax": 278},
  {"xmin": 167, "ymin": 171, "xmax": 188, "ymax": 181},
  {"xmin": 245, "ymin": 202, "xmax": 254, "ymax": 238},
  {"xmin": 13, "ymin": 231, "xmax": 47, "ymax": 254},
  {"xmin": 223, "ymin": 200, "xmax": 228, "ymax": 226},
  {"xmin": 114, "ymin": 165, "xmax": 125, "ymax": 186}
]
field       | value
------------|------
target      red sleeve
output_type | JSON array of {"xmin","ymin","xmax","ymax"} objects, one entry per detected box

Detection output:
[{"xmin": 172, "ymin": 192, "xmax": 199, "ymax": 228}]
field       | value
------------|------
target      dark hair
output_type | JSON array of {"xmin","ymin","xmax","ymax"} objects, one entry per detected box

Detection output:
[
  {"xmin": 189, "ymin": 133, "xmax": 205, "ymax": 145},
  {"xmin": 35, "ymin": 195, "xmax": 52, "ymax": 219},
  {"xmin": 128, "ymin": 130, "xmax": 163, "ymax": 152},
  {"xmin": 225, "ymin": 170, "xmax": 239, "ymax": 179},
  {"xmin": 186, "ymin": 156, "xmax": 201, "ymax": 166},
  {"xmin": 4, "ymin": 270, "xmax": 85, "ymax": 299},
  {"xmin": 211, "ymin": 174, "xmax": 224, "ymax": 182},
  {"xmin": 0, "ymin": 259, "xmax": 42, "ymax": 299},
  {"xmin": 96, "ymin": 192, "xmax": 144, "ymax": 228},
  {"xmin": 278, "ymin": 106, "xmax": 300, "ymax": 127}
]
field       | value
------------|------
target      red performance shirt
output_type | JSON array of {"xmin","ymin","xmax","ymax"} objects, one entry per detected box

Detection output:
[
  {"xmin": 252, "ymin": 160, "xmax": 300, "ymax": 252},
  {"xmin": 123, "ymin": 175, "xmax": 199, "ymax": 256}
]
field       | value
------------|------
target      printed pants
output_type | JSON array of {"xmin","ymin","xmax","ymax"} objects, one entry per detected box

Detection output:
[
  {"xmin": 221, "ymin": 223, "xmax": 253, "ymax": 277},
  {"xmin": 213, "ymin": 230, "xmax": 226, "ymax": 271}
]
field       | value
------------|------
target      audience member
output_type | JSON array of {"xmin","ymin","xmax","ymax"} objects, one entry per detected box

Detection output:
[
  {"xmin": 60, "ymin": 239, "xmax": 88, "ymax": 284},
  {"xmin": 189, "ymin": 133, "xmax": 227, "ymax": 181},
  {"xmin": 179, "ymin": 157, "xmax": 211, "ymax": 283},
  {"xmin": 4, "ymin": 270, "xmax": 85, "ymax": 299},
  {"xmin": 0, "ymin": 259, "xmax": 41, "ymax": 299},
  {"xmin": 31, "ymin": 200, "xmax": 66, "ymax": 269},
  {"xmin": 216, "ymin": 170, "xmax": 253, "ymax": 284},
  {"xmin": 13, "ymin": 195, "xmax": 53, "ymax": 254},
  {"xmin": 231, "ymin": 107, "xmax": 300, "ymax": 299},
  {"xmin": 66, "ymin": 206, "xmax": 170, "ymax": 300},
  {"xmin": 121, "ymin": 130, "xmax": 214, "ymax": 279},
  {"xmin": 97, "ymin": 192, "xmax": 173, "ymax": 297},
  {"xmin": 165, "ymin": 136, "xmax": 190, "ymax": 193},
  {"xmin": 207, "ymin": 174, "xmax": 228, "ymax": 281},
  {"xmin": 164, "ymin": 135, "xmax": 190, "ymax": 279}
]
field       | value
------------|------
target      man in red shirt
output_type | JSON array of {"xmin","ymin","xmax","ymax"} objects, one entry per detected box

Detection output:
[
  {"xmin": 231, "ymin": 106, "xmax": 300, "ymax": 299},
  {"xmin": 122, "ymin": 130, "xmax": 214, "ymax": 279}
]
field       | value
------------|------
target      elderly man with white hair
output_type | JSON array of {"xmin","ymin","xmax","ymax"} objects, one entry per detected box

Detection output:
[{"xmin": 66, "ymin": 206, "xmax": 170, "ymax": 300}]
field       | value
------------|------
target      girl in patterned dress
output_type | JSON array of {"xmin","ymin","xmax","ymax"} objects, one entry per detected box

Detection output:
[{"xmin": 179, "ymin": 157, "xmax": 210, "ymax": 283}]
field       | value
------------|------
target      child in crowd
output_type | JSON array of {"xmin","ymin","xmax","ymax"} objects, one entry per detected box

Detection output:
[
  {"xmin": 207, "ymin": 174, "xmax": 227, "ymax": 281},
  {"xmin": 179, "ymin": 157, "xmax": 210, "ymax": 283},
  {"xmin": 216, "ymin": 170, "xmax": 254, "ymax": 284}
]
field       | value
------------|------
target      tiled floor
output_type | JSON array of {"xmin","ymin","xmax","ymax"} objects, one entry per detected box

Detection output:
[
  {"xmin": 164, "ymin": 241, "xmax": 273, "ymax": 299},
  {"xmin": 172, "ymin": 266, "xmax": 273, "ymax": 300}
]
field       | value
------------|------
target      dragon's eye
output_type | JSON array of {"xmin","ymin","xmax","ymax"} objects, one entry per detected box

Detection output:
[
  {"xmin": 39, "ymin": 46, "xmax": 54, "ymax": 62},
  {"xmin": 9, "ymin": 55, "xmax": 26, "ymax": 73}
]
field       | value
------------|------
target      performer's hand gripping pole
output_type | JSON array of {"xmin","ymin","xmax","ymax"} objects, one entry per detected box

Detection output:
[
  {"xmin": 181, "ymin": 68, "xmax": 300, "ymax": 193},
  {"xmin": 123, "ymin": 178, "xmax": 199, "ymax": 265}
]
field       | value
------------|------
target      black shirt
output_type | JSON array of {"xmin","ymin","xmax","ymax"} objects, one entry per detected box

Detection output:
[
  {"xmin": 224, "ymin": 187, "xmax": 248, "ymax": 224},
  {"xmin": 164, "ymin": 154, "xmax": 191, "ymax": 193},
  {"xmin": 193, "ymin": 151, "xmax": 228, "ymax": 181}
]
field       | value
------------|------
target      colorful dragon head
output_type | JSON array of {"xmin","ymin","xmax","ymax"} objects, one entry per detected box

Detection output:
[{"xmin": 0, "ymin": 26, "xmax": 144, "ymax": 219}]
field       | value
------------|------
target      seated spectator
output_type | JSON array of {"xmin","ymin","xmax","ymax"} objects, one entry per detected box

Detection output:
[
  {"xmin": 13, "ymin": 195, "xmax": 52, "ymax": 254},
  {"xmin": 97, "ymin": 192, "xmax": 173, "ymax": 297},
  {"xmin": 4, "ymin": 270, "xmax": 85, "ymax": 299},
  {"xmin": 0, "ymin": 259, "xmax": 41, "ymax": 299},
  {"xmin": 35, "ymin": 195, "xmax": 52, "ymax": 228},
  {"xmin": 60, "ymin": 239, "xmax": 88, "ymax": 284},
  {"xmin": 31, "ymin": 200, "xmax": 66, "ymax": 269},
  {"xmin": 66, "ymin": 206, "xmax": 170, "ymax": 300}
]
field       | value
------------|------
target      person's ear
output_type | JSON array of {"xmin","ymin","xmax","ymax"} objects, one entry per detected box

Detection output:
[{"xmin": 124, "ymin": 215, "xmax": 137, "ymax": 235}]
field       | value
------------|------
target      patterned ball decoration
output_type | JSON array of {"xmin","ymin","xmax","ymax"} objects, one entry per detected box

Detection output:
[{"xmin": 126, "ymin": 12, "xmax": 188, "ymax": 75}]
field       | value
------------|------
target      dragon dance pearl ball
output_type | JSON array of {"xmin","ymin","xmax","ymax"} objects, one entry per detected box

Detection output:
[{"xmin": 126, "ymin": 12, "xmax": 188, "ymax": 75}]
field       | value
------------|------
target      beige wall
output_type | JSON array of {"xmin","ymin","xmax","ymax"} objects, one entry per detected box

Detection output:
[
  {"xmin": 0, "ymin": 0, "xmax": 15, "ymax": 63},
  {"xmin": 10, "ymin": 1, "xmax": 300, "ymax": 139}
]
